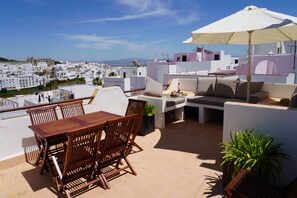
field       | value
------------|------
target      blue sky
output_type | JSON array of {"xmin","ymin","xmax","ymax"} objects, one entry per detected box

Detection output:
[{"xmin": 1, "ymin": 0, "xmax": 297, "ymax": 61}]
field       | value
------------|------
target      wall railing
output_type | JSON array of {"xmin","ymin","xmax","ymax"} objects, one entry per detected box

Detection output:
[{"xmin": 0, "ymin": 84, "xmax": 169, "ymax": 114}]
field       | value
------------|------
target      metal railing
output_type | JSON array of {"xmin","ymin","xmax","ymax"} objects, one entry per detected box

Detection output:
[
  {"xmin": 0, "ymin": 96, "xmax": 94, "ymax": 114},
  {"xmin": 0, "ymin": 84, "xmax": 169, "ymax": 114}
]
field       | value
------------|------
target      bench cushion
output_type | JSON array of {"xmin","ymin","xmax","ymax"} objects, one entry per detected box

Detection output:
[
  {"xmin": 195, "ymin": 77, "xmax": 216, "ymax": 96},
  {"xmin": 187, "ymin": 96, "xmax": 245, "ymax": 107},
  {"xmin": 217, "ymin": 98, "xmax": 246, "ymax": 107},
  {"xmin": 187, "ymin": 96, "xmax": 225, "ymax": 106},
  {"xmin": 166, "ymin": 97, "xmax": 186, "ymax": 107},
  {"xmin": 214, "ymin": 78, "xmax": 238, "ymax": 98},
  {"xmin": 250, "ymin": 91, "xmax": 269, "ymax": 104}
]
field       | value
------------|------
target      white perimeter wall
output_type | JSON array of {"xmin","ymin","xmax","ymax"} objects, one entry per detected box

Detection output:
[
  {"xmin": 223, "ymin": 102, "xmax": 297, "ymax": 185},
  {"xmin": 176, "ymin": 61, "xmax": 211, "ymax": 73},
  {"xmin": 238, "ymin": 74, "xmax": 295, "ymax": 84},
  {"xmin": 103, "ymin": 77, "xmax": 131, "ymax": 91}
]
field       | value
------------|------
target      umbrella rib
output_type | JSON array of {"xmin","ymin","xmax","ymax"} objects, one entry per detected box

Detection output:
[
  {"xmin": 226, "ymin": 32, "xmax": 235, "ymax": 44},
  {"xmin": 276, "ymin": 28, "xmax": 295, "ymax": 40}
]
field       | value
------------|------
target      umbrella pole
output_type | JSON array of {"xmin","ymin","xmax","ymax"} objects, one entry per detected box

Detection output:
[{"xmin": 247, "ymin": 31, "xmax": 253, "ymax": 103}]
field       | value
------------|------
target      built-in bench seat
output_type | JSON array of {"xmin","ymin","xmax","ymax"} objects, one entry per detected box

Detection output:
[{"xmin": 136, "ymin": 77, "xmax": 296, "ymax": 129}]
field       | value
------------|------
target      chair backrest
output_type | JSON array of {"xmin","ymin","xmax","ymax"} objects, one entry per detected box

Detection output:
[
  {"xmin": 62, "ymin": 123, "xmax": 105, "ymax": 182},
  {"xmin": 98, "ymin": 114, "xmax": 138, "ymax": 164},
  {"xmin": 27, "ymin": 105, "xmax": 58, "ymax": 125},
  {"xmin": 125, "ymin": 99, "xmax": 146, "ymax": 136},
  {"xmin": 59, "ymin": 100, "xmax": 85, "ymax": 119}
]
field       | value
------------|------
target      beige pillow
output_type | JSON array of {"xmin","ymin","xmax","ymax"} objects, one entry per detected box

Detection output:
[
  {"xmin": 195, "ymin": 77, "xmax": 216, "ymax": 96},
  {"xmin": 144, "ymin": 77, "xmax": 163, "ymax": 97}
]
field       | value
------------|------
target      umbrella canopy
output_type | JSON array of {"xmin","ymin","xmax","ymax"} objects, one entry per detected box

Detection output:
[
  {"xmin": 184, "ymin": 5, "xmax": 297, "ymax": 102},
  {"xmin": 185, "ymin": 5, "xmax": 297, "ymax": 45}
]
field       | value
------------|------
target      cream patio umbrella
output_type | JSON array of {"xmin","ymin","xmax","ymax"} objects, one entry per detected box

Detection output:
[{"xmin": 184, "ymin": 5, "xmax": 297, "ymax": 102}]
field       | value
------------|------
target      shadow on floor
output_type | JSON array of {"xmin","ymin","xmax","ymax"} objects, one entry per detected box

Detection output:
[
  {"xmin": 21, "ymin": 168, "xmax": 64, "ymax": 197},
  {"xmin": 22, "ymin": 136, "xmax": 39, "ymax": 165},
  {"xmin": 154, "ymin": 117, "xmax": 223, "ymax": 170},
  {"xmin": 203, "ymin": 173, "xmax": 225, "ymax": 198}
]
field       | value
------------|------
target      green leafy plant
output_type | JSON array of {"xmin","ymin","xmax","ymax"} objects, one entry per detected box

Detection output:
[
  {"xmin": 143, "ymin": 102, "xmax": 156, "ymax": 117},
  {"xmin": 221, "ymin": 129, "xmax": 291, "ymax": 181}
]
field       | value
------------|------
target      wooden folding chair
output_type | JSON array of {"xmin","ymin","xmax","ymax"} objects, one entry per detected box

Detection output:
[
  {"xmin": 51, "ymin": 123, "xmax": 106, "ymax": 197},
  {"xmin": 58, "ymin": 100, "xmax": 85, "ymax": 119},
  {"xmin": 27, "ymin": 105, "xmax": 59, "ymax": 165},
  {"xmin": 97, "ymin": 114, "xmax": 138, "ymax": 189},
  {"xmin": 225, "ymin": 169, "xmax": 297, "ymax": 198},
  {"xmin": 125, "ymin": 99, "xmax": 146, "ymax": 152}
]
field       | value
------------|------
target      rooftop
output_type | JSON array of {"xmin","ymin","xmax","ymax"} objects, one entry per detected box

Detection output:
[{"xmin": 0, "ymin": 118, "xmax": 224, "ymax": 197}]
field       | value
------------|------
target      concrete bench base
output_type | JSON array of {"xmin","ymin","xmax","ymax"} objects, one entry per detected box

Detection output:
[
  {"xmin": 137, "ymin": 95, "xmax": 185, "ymax": 129},
  {"xmin": 137, "ymin": 95, "xmax": 225, "ymax": 129},
  {"xmin": 186, "ymin": 102, "xmax": 224, "ymax": 123}
]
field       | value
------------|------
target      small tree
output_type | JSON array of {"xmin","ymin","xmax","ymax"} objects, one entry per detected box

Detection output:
[
  {"xmin": 108, "ymin": 72, "xmax": 116, "ymax": 77},
  {"xmin": 93, "ymin": 77, "xmax": 102, "ymax": 85},
  {"xmin": 37, "ymin": 85, "xmax": 44, "ymax": 91},
  {"xmin": 0, "ymin": 88, "xmax": 7, "ymax": 94}
]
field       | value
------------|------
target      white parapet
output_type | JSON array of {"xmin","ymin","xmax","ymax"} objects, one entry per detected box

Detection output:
[{"xmin": 223, "ymin": 101, "xmax": 297, "ymax": 185}]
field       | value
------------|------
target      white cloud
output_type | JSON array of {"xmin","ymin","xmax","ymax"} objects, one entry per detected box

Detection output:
[
  {"xmin": 63, "ymin": 34, "xmax": 147, "ymax": 51},
  {"xmin": 77, "ymin": 0, "xmax": 198, "ymax": 25}
]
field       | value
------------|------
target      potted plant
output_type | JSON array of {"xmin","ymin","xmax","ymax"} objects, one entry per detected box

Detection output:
[
  {"xmin": 139, "ymin": 102, "xmax": 157, "ymax": 136},
  {"xmin": 221, "ymin": 129, "xmax": 291, "ymax": 187}
]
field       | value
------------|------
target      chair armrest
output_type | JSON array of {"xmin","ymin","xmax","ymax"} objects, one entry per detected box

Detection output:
[{"xmin": 52, "ymin": 155, "xmax": 63, "ymax": 180}]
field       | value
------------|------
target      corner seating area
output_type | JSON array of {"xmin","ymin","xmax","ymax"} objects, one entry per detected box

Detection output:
[{"xmin": 136, "ymin": 77, "xmax": 269, "ymax": 128}]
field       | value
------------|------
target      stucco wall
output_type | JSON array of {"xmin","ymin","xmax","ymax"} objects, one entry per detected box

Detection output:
[
  {"xmin": 238, "ymin": 73, "xmax": 295, "ymax": 84},
  {"xmin": 223, "ymin": 102, "xmax": 297, "ymax": 185},
  {"xmin": 236, "ymin": 54, "xmax": 295, "ymax": 75}
]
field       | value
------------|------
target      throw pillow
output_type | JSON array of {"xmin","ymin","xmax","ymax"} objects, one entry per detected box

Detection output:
[
  {"xmin": 195, "ymin": 77, "xmax": 216, "ymax": 96},
  {"xmin": 144, "ymin": 77, "xmax": 163, "ymax": 97},
  {"xmin": 214, "ymin": 78, "xmax": 238, "ymax": 98},
  {"xmin": 235, "ymin": 79, "xmax": 264, "ymax": 100}
]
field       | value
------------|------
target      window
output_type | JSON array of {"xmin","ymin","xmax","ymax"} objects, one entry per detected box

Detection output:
[
  {"xmin": 235, "ymin": 59, "xmax": 238, "ymax": 64},
  {"xmin": 214, "ymin": 54, "xmax": 220, "ymax": 60},
  {"xmin": 182, "ymin": 55, "xmax": 187, "ymax": 62}
]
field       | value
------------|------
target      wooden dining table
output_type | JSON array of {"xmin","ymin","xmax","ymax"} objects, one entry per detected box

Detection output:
[{"xmin": 28, "ymin": 111, "xmax": 122, "ymax": 174}]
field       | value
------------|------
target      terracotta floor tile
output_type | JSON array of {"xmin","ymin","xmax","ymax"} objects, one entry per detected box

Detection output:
[{"xmin": 0, "ymin": 120, "xmax": 224, "ymax": 198}]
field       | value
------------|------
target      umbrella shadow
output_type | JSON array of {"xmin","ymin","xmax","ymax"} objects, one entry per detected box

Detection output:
[{"xmin": 154, "ymin": 111, "xmax": 223, "ymax": 172}]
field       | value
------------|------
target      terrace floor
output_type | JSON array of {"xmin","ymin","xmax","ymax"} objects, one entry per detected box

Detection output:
[{"xmin": 0, "ymin": 116, "xmax": 224, "ymax": 198}]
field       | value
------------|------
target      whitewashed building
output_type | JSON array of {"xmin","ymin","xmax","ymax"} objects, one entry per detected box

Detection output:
[{"xmin": 147, "ymin": 48, "xmax": 237, "ymax": 84}]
